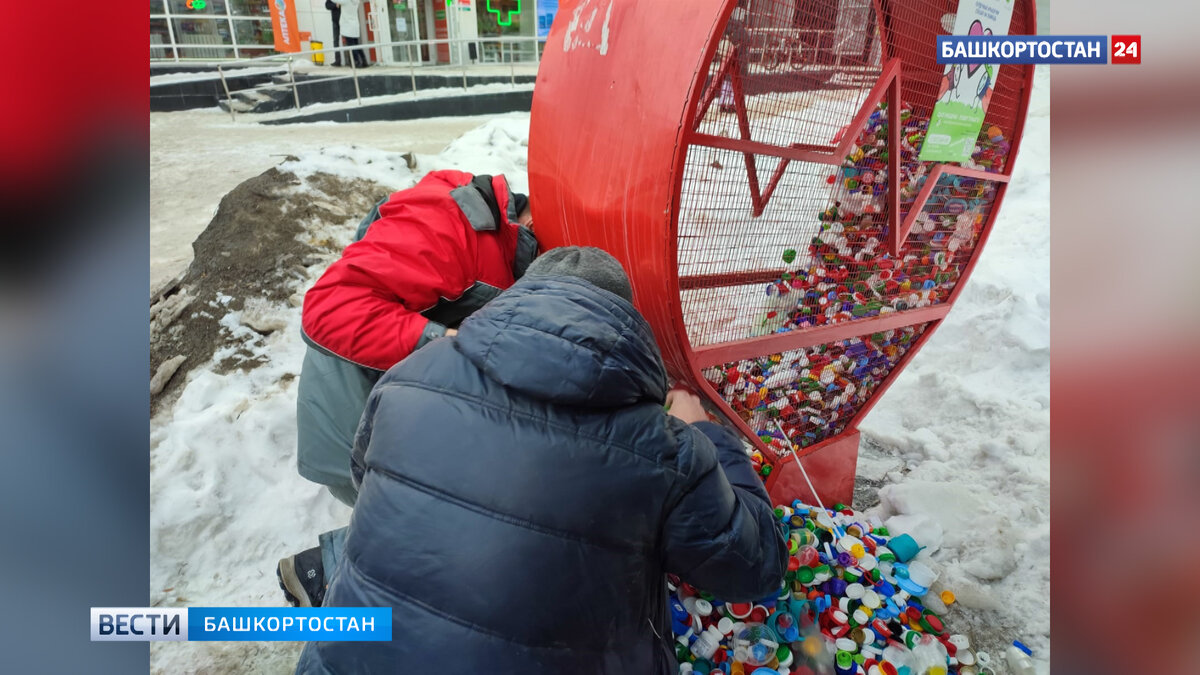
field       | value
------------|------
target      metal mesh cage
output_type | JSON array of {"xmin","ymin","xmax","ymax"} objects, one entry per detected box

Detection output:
[
  {"xmin": 529, "ymin": 0, "xmax": 1036, "ymax": 501},
  {"xmin": 702, "ymin": 322, "xmax": 931, "ymax": 453},
  {"xmin": 676, "ymin": 0, "xmax": 1032, "ymax": 477}
]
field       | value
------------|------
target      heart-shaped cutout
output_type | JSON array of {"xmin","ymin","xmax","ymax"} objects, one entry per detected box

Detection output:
[{"xmin": 966, "ymin": 20, "xmax": 993, "ymax": 76}]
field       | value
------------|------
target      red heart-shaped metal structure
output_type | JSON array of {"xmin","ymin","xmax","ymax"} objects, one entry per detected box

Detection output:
[{"xmin": 530, "ymin": 0, "xmax": 1036, "ymax": 506}]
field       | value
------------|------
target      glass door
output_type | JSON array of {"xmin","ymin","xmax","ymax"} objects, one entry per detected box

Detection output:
[{"xmin": 384, "ymin": 1, "xmax": 421, "ymax": 63}]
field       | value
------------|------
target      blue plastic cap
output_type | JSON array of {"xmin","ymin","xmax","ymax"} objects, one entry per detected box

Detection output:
[
  {"xmin": 1013, "ymin": 640, "xmax": 1033, "ymax": 656},
  {"xmin": 670, "ymin": 600, "xmax": 689, "ymax": 621},
  {"xmin": 895, "ymin": 577, "xmax": 928, "ymax": 597}
]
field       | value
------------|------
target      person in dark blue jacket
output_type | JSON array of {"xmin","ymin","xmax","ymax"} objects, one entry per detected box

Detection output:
[{"xmin": 296, "ymin": 247, "xmax": 787, "ymax": 674}]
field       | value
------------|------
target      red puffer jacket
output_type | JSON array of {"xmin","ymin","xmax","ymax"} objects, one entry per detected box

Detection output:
[{"xmin": 302, "ymin": 170, "xmax": 534, "ymax": 371}]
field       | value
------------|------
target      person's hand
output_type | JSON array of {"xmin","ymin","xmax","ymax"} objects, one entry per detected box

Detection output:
[
  {"xmin": 444, "ymin": 329, "xmax": 458, "ymax": 337},
  {"xmin": 666, "ymin": 389, "xmax": 709, "ymax": 425}
]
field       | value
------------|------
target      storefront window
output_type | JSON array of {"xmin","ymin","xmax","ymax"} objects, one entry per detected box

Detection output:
[
  {"xmin": 167, "ymin": 0, "xmax": 229, "ymax": 15},
  {"xmin": 171, "ymin": 16, "xmax": 234, "ymax": 58},
  {"xmin": 476, "ymin": 0, "xmax": 535, "ymax": 61},
  {"xmin": 151, "ymin": 17, "xmax": 173, "ymax": 59},
  {"xmin": 536, "ymin": 0, "xmax": 558, "ymax": 39},
  {"xmin": 151, "ymin": 0, "xmax": 166, "ymax": 14},
  {"xmin": 476, "ymin": 0, "xmax": 523, "ymax": 37},
  {"xmin": 233, "ymin": 19, "xmax": 275, "ymax": 54},
  {"xmin": 229, "ymin": 0, "xmax": 271, "ymax": 18}
]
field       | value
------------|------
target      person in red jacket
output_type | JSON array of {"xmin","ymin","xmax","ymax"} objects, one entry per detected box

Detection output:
[
  {"xmin": 280, "ymin": 170, "xmax": 537, "ymax": 607},
  {"xmin": 303, "ymin": 169, "xmax": 536, "ymax": 373}
]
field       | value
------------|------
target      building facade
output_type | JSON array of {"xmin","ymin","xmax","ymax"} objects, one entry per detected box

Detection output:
[{"xmin": 151, "ymin": 0, "xmax": 552, "ymax": 64}]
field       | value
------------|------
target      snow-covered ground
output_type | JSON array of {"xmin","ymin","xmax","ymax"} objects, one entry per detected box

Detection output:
[
  {"xmin": 248, "ymin": 82, "xmax": 535, "ymax": 123},
  {"xmin": 149, "ymin": 67, "xmax": 1048, "ymax": 673},
  {"xmin": 859, "ymin": 67, "xmax": 1051, "ymax": 671},
  {"xmin": 150, "ymin": 64, "xmax": 295, "ymax": 86},
  {"xmin": 150, "ymin": 111, "xmax": 521, "ymax": 292}
]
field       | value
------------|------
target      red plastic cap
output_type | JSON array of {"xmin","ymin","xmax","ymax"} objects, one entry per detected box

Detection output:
[{"xmin": 727, "ymin": 602, "xmax": 752, "ymax": 618}]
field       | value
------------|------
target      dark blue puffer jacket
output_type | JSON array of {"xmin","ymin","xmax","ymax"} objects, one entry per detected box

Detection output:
[{"xmin": 297, "ymin": 276, "xmax": 787, "ymax": 674}]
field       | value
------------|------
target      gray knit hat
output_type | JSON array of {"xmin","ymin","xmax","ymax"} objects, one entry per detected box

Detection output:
[{"xmin": 524, "ymin": 246, "xmax": 634, "ymax": 303}]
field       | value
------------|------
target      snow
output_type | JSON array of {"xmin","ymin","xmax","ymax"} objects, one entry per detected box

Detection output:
[
  {"xmin": 248, "ymin": 82, "xmax": 535, "ymax": 122},
  {"xmin": 150, "ymin": 64, "xmax": 295, "ymax": 86},
  {"xmin": 149, "ymin": 67, "xmax": 1048, "ymax": 673},
  {"xmin": 150, "ymin": 110, "xmax": 527, "ymax": 292},
  {"xmin": 149, "ymin": 116, "xmax": 533, "ymax": 674},
  {"xmin": 860, "ymin": 66, "xmax": 1051, "ymax": 670}
]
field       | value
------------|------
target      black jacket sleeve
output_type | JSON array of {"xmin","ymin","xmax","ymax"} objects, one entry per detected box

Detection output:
[{"xmin": 661, "ymin": 419, "xmax": 788, "ymax": 602}]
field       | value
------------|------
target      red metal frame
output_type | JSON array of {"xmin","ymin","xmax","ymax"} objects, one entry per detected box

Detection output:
[
  {"xmin": 687, "ymin": 58, "xmax": 903, "ymax": 217},
  {"xmin": 893, "ymin": 164, "xmax": 1011, "ymax": 255},
  {"xmin": 530, "ymin": 0, "xmax": 1037, "ymax": 506}
]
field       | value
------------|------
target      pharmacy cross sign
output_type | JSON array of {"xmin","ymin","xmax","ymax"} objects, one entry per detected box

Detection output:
[
  {"xmin": 446, "ymin": 0, "xmax": 519, "ymax": 26},
  {"xmin": 487, "ymin": 0, "xmax": 521, "ymax": 26}
]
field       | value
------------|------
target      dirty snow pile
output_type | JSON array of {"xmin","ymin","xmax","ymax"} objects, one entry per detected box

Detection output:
[{"xmin": 150, "ymin": 69, "xmax": 1048, "ymax": 673}]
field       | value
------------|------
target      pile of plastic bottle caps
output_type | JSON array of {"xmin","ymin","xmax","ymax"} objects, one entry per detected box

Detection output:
[
  {"xmin": 763, "ymin": 101, "xmax": 1006, "ymax": 335},
  {"xmin": 700, "ymin": 104, "xmax": 1014, "ymax": 458},
  {"xmin": 668, "ymin": 499, "xmax": 1034, "ymax": 675},
  {"xmin": 703, "ymin": 325, "xmax": 927, "ymax": 456}
]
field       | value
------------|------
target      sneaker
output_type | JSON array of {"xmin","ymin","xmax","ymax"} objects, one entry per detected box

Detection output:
[{"xmin": 277, "ymin": 546, "xmax": 326, "ymax": 607}]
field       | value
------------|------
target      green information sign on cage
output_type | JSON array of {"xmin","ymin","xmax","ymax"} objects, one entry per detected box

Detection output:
[{"xmin": 919, "ymin": 0, "xmax": 1015, "ymax": 163}]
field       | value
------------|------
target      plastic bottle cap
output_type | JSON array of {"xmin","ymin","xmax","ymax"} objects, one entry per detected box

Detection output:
[
  {"xmin": 846, "ymin": 583, "xmax": 866, "ymax": 600},
  {"xmin": 797, "ymin": 567, "xmax": 815, "ymax": 584},
  {"xmin": 836, "ymin": 637, "xmax": 859, "ymax": 653},
  {"xmin": 939, "ymin": 590, "xmax": 956, "ymax": 605},
  {"xmin": 695, "ymin": 599, "xmax": 713, "ymax": 616},
  {"xmin": 728, "ymin": 603, "xmax": 753, "ymax": 619},
  {"xmin": 1012, "ymin": 640, "xmax": 1033, "ymax": 657},
  {"xmin": 862, "ymin": 590, "xmax": 882, "ymax": 609},
  {"xmin": 919, "ymin": 614, "xmax": 944, "ymax": 634},
  {"xmin": 718, "ymin": 617, "xmax": 735, "ymax": 635}
]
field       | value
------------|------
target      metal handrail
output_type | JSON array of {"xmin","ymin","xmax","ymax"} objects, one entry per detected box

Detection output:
[{"xmin": 194, "ymin": 36, "xmax": 544, "ymax": 120}]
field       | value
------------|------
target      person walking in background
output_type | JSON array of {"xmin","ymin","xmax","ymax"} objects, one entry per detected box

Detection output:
[
  {"xmin": 324, "ymin": 0, "xmax": 342, "ymax": 67},
  {"xmin": 332, "ymin": 0, "xmax": 367, "ymax": 68},
  {"xmin": 296, "ymin": 247, "xmax": 788, "ymax": 674}
]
